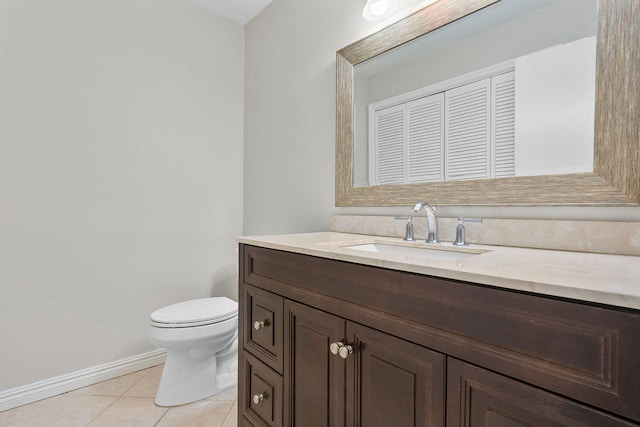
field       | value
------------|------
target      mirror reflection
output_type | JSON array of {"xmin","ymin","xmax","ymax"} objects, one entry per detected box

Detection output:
[{"xmin": 352, "ymin": 0, "xmax": 597, "ymax": 187}]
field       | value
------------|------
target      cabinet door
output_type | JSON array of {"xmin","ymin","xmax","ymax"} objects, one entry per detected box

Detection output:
[
  {"xmin": 447, "ymin": 359, "xmax": 637, "ymax": 427},
  {"xmin": 347, "ymin": 322, "xmax": 446, "ymax": 427},
  {"xmin": 284, "ymin": 301, "xmax": 346, "ymax": 427}
]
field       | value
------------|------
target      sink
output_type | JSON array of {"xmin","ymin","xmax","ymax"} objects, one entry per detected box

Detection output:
[{"xmin": 341, "ymin": 243, "xmax": 483, "ymax": 260}]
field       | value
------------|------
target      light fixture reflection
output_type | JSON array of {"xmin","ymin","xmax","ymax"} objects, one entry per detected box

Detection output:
[
  {"xmin": 362, "ymin": 0, "xmax": 397, "ymax": 20},
  {"xmin": 363, "ymin": 0, "xmax": 439, "ymax": 22}
]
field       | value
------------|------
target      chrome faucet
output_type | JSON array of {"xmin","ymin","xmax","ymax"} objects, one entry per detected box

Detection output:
[{"xmin": 413, "ymin": 202, "xmax": 439, "ymax": 243}]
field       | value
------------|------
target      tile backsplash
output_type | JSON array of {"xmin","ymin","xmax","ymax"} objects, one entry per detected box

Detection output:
[{"xmin": 330, "ymin": 215, "xmax": 640, "ymax": 256}]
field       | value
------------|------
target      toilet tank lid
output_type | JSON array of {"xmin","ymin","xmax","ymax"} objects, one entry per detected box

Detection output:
[{"xmin": 150, "ymin": 297, "xmax": 238, "ymax": 325}]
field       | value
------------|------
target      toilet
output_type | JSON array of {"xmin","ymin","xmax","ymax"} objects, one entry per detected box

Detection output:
[{"xmin": 148, "ymin": 297, "xmax": 238, "ymax": 407}]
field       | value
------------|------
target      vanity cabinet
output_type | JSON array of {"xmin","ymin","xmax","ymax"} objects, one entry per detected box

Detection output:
[
  {"xmin": 238, "ymin": 244, "xmax": 640, "ymax": 426},
  {"xmin": 240, "ymin": 284, "xmax": 445, "ymax": 426}
]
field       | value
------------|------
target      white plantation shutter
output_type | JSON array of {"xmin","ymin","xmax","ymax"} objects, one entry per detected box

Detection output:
[
  {"xmin": 369, "ymin": 65, "xmax": 516, "ymax": 185},
  {"xmin": 406, "ymin": 93, "xmax": 445, "ymax": 183},
  {"xmin": 372, "ymin": 105, "xmax": 405, "ymax": 185},
  {"xmin": 445, "ymin": 79, "xmax": 491, "ymax": 181},
  {"xmin": 492, "ymin": 71, "xmax": 516, "ymax": 178}
]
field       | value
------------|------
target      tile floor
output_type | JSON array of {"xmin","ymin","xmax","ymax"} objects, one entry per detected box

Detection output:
[{"xmin": 0, "ymin": 364, "xmax": 238, "ymax": 427}]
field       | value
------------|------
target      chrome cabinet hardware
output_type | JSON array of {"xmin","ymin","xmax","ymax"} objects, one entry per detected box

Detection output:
[
  {"xmin": 253, "ymin": 320, "xmax": 268, "ymax": 330},
  {"xmin": 329, "ymin": 341, "xmax": 354, "ymax": 359},
  {"xmin": 339, "ymin": 344, "xmax": 353, "ymax": 359},
  {"xmin": 329, "ymin": 341, "xmax": 343, "ymax": 355},
  {"xmin": 252, "ymin": 393, "xmax": 266, "ymax": 404}
]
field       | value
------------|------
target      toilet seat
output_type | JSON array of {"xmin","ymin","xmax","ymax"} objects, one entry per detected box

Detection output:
[{"xmin": 150, "ymin": 297, "xmax": 238, "ymax": 328}]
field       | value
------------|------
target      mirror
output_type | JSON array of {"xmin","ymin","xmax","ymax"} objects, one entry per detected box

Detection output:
[
  {"xmin": 353, "ymin": 0, "xmax": 597, "ymax": 187},
  {"xmin": 336, "ymin": 0, "xmax": 639, "ymax": 206}
]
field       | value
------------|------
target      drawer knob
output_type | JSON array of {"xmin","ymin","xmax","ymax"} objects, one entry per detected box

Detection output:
[
  {"xmin": 329, "ymin": 341, "xmax": 353, "ymax": 359},
  {"xmin": 253, "ymin": 320, "xmax": 267, "ymax": 330},
  {"xmin": 253, "ymin": 393, "xmax": 265, "ymax": 404}
]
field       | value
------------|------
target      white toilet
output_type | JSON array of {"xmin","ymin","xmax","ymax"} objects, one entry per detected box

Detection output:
[{"xmin": 148, "ymin": 297, "xmax": 238, "ymax": 407}]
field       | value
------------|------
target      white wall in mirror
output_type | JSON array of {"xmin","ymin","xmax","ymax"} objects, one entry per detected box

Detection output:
[
  {"xmin": 352, "ymin": 0, "xmax": 597, "ymax": 187},
  {"xmin": 515, "ymin": 36, "xmax": 595, "ymax": 176}
]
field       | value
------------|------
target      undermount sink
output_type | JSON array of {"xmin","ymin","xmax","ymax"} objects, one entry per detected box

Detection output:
[{"xmin": 341, "ymin": 243, "xmax": 484, "ymax": 260}]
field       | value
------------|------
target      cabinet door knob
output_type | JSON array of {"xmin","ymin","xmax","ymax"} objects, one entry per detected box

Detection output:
[
  {"xmin": 329, "ymin": 341, "xmax": 344, "ymax": 355},
  {"xmin": 253, "ymin": 320, "xmax": 267, "ymax": 330},
  {"xmin": 252, "ymin": 393, "xmax": 265, "ymax": 404},
  {"xmin": 329, "ymin": 341, "xmax": 353, "ymax": 358},
  {"xmin": 338, "ymin": 344, "xmax": 353, "ymax": 359}
]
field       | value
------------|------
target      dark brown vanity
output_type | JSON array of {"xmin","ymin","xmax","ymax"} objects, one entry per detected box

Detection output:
[{"xmin": 237, "ymin": 244, "xmax": 640, "ymax": 426}]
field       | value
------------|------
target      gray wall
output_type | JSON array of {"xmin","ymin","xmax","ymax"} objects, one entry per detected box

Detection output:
[
  {"xmin": 243, "ymin": 0, "xmax": 387, "ymax": 235},
  {"xmin": 0, "ymin": 0, "xmax": 244, "ymax": 390},
  {"xmin": 244, "ymin": 0, "xmax": 640, "ymax": 231}
]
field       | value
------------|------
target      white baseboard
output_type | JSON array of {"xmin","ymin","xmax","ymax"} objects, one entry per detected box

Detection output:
[{"xmin": 0, "ymin": 349, "xmax": 167, "ymax": 413}]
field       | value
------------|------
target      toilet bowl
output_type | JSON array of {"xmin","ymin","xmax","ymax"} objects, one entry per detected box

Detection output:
[{"xmin": 148, "ymin": 297, "xmax": 238, "ymax": 407}]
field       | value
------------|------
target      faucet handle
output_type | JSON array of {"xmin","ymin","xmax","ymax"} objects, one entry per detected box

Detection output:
[
  {"xmin": 453, "ymin": 217, "xmax": 482, "ymax": 246},
  {"xmin": 394, "ymin": 216, "xmax": 415, "ymax": 241},
  {"xmin": 461, "ymin": 217, "xmax": 482, "ymax": 224}
]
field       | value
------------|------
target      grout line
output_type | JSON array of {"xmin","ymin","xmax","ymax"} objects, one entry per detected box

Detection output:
[
  {"xmin": 85, "ymin": 395, "xmax": 121, "ymax": 426},
  {"xmin": 221, "ymin": 399, "xmax": 237, "ymax": 426},
  {"xmin": 221, "ymin": 408, "xmax": 230, "ymax": 426},
  {"xmin": 121, "ymin": 375, "xmax": 145, "ymax": 397},
  {"xmin": 154, "ymin": 406, "xmax": 170, "ymax": 427}
]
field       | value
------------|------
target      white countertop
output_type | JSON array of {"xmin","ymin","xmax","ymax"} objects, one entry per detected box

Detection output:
[{"xmin": 238, "ymin": 232, "xmax": 640, "ymax": 310}]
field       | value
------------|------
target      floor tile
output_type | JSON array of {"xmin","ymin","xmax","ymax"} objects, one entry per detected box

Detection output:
[
  {"xmin": 87, "ymin": 397, "xmax": 167, "ymax": 426},
  {"xmin": 221, "ymin": 400, "xmax": 238, "ymax": 427},
  {"xmin": 206, "ymin": 386, "xmax": 237, "ymax": 402},
  {"xmin": 124, "ymin": 365, "xmax": 164, "ymax": 398},
  {"xmin": 156, "ymin": 399, "xmax": 234, "ymax": 426},
  {"xmin": 70, "ymin": 370, "xmax": 147, "ymax": 397},
  {"xmin": 0, "ymin": 393, "xmax": 116, "ymax": 427},
  {"xmin": 0, "ymin": 365, "xmax": 238, "ymax": 427}
]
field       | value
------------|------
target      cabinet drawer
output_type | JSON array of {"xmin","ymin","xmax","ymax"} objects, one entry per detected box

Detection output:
[
  {"xmin": 240, "ymin": 352, "xmax": 283, "ymax": 427},
  {"xmin": 243, "ymin": 284, "xmax": 284, "ymax": 374}
]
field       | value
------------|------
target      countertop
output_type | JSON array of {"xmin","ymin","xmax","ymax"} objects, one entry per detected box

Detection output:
[{"xmin": 238, "ymin": 232, "xmax": 640, "ymax": 310}]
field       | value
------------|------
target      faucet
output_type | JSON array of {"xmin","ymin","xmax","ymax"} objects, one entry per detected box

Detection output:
[{"xmin": 413, "ymin": 202, "xmax": 439, "ymax": 243}]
